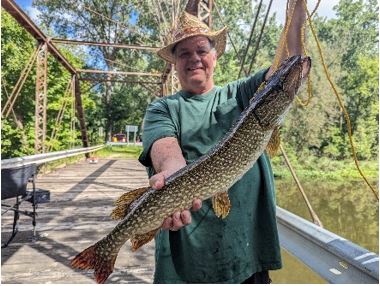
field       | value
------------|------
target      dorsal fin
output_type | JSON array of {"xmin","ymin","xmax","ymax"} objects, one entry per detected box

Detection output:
[{"xmin": 111, "ymin": 187, "xmax": 149, "ymax": 220}]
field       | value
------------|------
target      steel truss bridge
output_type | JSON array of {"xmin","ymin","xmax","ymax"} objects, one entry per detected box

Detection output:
[{"xmin": 1, "ymin": 0, "xmax": 378, "ymax": 283}]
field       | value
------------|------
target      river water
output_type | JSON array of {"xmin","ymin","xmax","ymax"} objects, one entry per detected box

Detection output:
[{"xmin": 270, "ymin": 179, "xmax": 379, "ymax": 283}]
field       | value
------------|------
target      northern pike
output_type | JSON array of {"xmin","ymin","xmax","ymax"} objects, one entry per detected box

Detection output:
[{"xmin": 71, "ymin": 55, "xmax": 311, "ymax": 283}]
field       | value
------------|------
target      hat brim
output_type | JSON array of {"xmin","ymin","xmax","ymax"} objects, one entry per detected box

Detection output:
[{"xmin": 157, "ymin": 27, "xmax": 227, "ymax": 64}]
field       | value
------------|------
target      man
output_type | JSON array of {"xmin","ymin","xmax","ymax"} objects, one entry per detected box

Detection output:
[{"xmin": 139, "ymin": 0, "xmax": 307, "ymax": 283}]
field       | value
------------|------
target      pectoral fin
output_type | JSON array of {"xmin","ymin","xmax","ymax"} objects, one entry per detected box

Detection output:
[
  {"xmin": 212, "ymin": 191, "xmax": 231, "ymax": 219},
  {"xmin": 266, "ymin": 126, "xmax": 281, "ymax": 157},
  {"xmin": 131, "ymin": 228, "xmax": 160, "ymax": 251},
  {"xmin": 111, "ymin": 187, "xmax": 149, "ymax": 220}
]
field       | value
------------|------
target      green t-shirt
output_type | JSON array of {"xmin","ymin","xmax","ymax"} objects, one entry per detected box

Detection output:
[{"xmin": 139, "ymin": 68, "xmax": 282, "ymax": 283}]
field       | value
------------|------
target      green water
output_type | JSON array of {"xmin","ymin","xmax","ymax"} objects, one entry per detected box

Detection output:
[{"xmin": 270, "ymin": 179, "xmax": 379, "ymax": 283}]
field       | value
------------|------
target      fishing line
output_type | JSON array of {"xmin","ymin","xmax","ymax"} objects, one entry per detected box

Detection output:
[
  {"xmin": 272, "ymin": 0, "xmax": 297, "ymax": 71},
  {"xmin": 301, "ymin": 0, "xmax": 378, "ymax": 201},
  {"xmin": 273, "ymin": 0, "xmax": 323, "ymax": 227},
  {"xmin": 296, "ymin": 21, "xmax": 313, "ymax": 107}
]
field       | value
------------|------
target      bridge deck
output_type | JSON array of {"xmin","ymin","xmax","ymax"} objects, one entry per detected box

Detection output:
[{"xmin": 1, "ymin": 158, "xmax": 154, "ymax": 284}]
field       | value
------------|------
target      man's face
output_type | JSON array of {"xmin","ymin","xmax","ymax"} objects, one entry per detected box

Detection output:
[{"xmin": 174, "ymin": 36, "xmax": 217, "ymax": 94}]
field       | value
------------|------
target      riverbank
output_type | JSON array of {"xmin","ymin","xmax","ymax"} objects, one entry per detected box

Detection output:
[
  {"xmin": 271, "ymin": 153, "xmax": 378, "ymax": 182},
  {"xmin": 95, "ymin": 145, "xmax": 378, "ymax": 182}
]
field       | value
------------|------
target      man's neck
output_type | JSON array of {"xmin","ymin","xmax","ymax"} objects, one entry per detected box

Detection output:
[{"xmin": 185, "ymin": 84, "xmax": 214, "ymax": 95}]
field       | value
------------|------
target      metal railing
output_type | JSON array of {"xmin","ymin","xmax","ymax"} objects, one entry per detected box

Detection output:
[
  {"xmin": 1, "ymin": 145, "xmax": 105, "ymax": 169},
  {"xmin": 277, "ymin": 206, "xmax": 379, "ymax": 283}
]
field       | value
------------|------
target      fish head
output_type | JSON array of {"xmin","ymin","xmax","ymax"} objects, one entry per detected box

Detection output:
[{"xmin": 253, "ymin": 55, "xmax": 311, "ymax": 130}]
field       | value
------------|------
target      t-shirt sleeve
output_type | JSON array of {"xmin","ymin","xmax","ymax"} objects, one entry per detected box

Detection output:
[
  {"xmin": 138, "ymin": 98, "xmax": 177, "ymax": 167},
  {"xmin": 235, "ymin": 67, "xmax": 270, "ymax": 109}
]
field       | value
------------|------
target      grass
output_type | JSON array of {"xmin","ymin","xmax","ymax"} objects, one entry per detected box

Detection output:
[
  {"xmin": 271, "ymin": 155, "xmax": 378, "ymax": 183},
  {"xmin": 95, "ymin": 145, "xmax": 377, "ymax": 183},
  {"xmin": 94, "ymin": 145, "xmax": 143, "ymax": 159},
  {"xmin": 39, "ymin": 145, "xmax": 143, "ymax": 174},
  {"xmin": 55, "ymin": 144, "xmax": 375, "ymax": 184}
]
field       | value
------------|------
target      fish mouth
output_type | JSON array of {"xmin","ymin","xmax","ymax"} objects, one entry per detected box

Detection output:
[
  {"xmin": 301, "ymin": 56, "xmax": 311, "ymax": 79},
  {"xmin": 282, "ymin": 56, "xmax": 311, "ymax": 98},
  {"xmin": 250, "ymin": 55, "xmax": 312, "ymax": 130}
]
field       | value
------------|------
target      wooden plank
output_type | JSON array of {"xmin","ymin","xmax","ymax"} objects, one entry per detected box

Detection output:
[{"xmin": 1, "ymin": 159, "xmax": 155, "ymax": 284}]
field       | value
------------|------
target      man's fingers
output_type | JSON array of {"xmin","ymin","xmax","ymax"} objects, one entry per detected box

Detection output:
[
  {"xmin": 180, "ymin": 210, "xmax": 192, "ymax": 225},
  {"xmin": 162, "ymin": 209, "xmax": 193, "ymax": 231},
  {"xmin": 162, "ymin": 217, "xmax": 173, "ymax": 230},
  {"xmin": 172, "ymin": 211, "xmax": 183, "ymax": 229},
  {"xmin": 192, "ymin": 199, "xmax": 202, "ymax": 211},
  {"xmin": 161, "ymin": 198, "xmax": 201, "ymax": 231},
  {"xmin": 149, "ymin": 172, "xmax": 168, "ymax": 190}
]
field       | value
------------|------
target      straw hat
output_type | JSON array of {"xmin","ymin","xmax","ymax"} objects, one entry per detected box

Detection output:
[{"xmin": 157, "ymin": 12, "xmax": 227, "ymax": 64}]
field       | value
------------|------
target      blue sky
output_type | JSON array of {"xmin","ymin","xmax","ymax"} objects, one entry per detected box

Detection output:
[
  {"xmin": 263, "ymin": 0, "xmax": 340, "ymax": 23},
  {"xmin": 13, "ymin": 0, "xmax": 342, "ymax": 70},
  {"xmin": 16, "ymin": 0, "xmax": 340, "ymax": 25},
  {"xmin": 15, "ymin": 0, "xmax": 33, "ymax": 11}
]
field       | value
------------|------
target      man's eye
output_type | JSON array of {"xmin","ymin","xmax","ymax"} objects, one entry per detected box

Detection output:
[
  {"xmin": 198, "ymin": 50, "xmax": 208, "ymax": 55},
  {"xmin": 179, "ymin": 52, "xmax": 190, "ymax": 58}
]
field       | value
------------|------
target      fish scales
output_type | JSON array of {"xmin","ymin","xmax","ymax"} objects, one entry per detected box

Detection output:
[{"xmin": 71, "ymin": 55, "xmax": 311, "ymax": 284}]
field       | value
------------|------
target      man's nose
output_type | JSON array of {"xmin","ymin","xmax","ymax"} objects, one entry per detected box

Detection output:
[{"xmin": 189, "ymin": 51, "xmax": 201, "ymax": 62}]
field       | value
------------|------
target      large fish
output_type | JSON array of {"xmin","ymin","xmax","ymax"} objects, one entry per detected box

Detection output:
[{"xmin": 71, "ymin": 55, "xmax": 311, "ymax": 283}]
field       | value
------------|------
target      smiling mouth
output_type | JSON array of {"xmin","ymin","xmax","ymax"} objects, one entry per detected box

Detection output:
[{"xmin": 188, "ymin": 67, "xmax": 203, "ymax": 71}]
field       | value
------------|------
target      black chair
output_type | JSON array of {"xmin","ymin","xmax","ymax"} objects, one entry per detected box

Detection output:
[{"xmin": 1, "ymin": 164, "xmax": 37, "ymax": 248}]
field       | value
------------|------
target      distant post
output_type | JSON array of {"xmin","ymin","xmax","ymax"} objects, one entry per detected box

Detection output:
[{"xmin": 125, "ymin": 125, "xmax": 138, "ymax": 145}]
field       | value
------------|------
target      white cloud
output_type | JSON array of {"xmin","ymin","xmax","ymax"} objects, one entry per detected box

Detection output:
[
  {"xmin": 25, "ymin": 6, "xmax": 42, "ymax": 24},
  {"xmin": 256, "ymin": 0, "xmax": 340, "ymax": 24}
]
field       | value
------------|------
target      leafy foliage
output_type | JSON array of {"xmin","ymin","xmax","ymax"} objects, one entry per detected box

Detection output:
[
  {"xmin": 1, "ymin": 0, "xmax": 378, "ymax": 165},
  {"xmin": 1, "ymin": 9, "xmax": 96, "ymax": 158}
]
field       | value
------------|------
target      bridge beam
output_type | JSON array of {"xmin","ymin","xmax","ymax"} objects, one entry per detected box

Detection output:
[
  {"xmin": 74, "ymin": 75, "xmax": 89, "ymax": 157},
  {"xmin": 1, "ymin": 0, "xmax": 77, "ymax": 75},
  {"xmin": 34, "ymin": 43, "xmax": 48, "ymax": 154}
]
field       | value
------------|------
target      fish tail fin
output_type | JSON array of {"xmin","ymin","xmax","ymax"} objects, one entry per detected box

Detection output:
[
  {"xmin": 71, "ymin": 244, "xmax": 117, "ymax": 284},
  {"xmin": 111, "ymin": 187, "xmax": 150, "ymax": 220}
]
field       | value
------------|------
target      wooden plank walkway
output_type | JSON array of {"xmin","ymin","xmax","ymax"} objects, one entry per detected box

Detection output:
[{"xmin": 1, "ymin": 158, "xmax": 155, "ymax": 284}]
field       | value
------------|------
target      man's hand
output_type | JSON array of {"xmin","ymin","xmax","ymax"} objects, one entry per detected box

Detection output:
[
  {"xmin": 149, "ymin": 171, "xmax": 202, "ymax": 231},
  {"xmin": 266, "ymin": 0, "xmax": 307, "ymax": 80}
]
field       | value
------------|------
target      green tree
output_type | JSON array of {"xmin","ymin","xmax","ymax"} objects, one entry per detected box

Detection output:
[
  {"xmin": 1, "ymin": 9, "xmax": 96, "ymax": 158},
  {"xmin": 281, "ymin": 0, "xmax": 378, "ymax": 160},
  {"xmin": 317, "ymin": 0, "xmax": 379, "ymax": 159}
]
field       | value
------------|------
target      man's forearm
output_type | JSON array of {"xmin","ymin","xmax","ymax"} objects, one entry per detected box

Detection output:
[
  {"xmin": 284, "ymin": 0, "xmax": 306, "ymax": 58},
  {"xmin": 149, "ymin": 137, "xmax": 201, "ymax": 231},
  {"xmin": 151, "ymin": 137, "xmax": 187, "ymax": 176},
  {"xmin": 267, "ymin": 0, "xmax": 306, "ymax": 79}
]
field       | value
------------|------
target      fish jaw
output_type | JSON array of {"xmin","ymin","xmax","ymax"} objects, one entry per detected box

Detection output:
[
  {"xmin": 282, "ymin": 56, "xmax": 311, "ymax": 96},
  {"xmin": 253, "ymin": 55, "xmax": 311, "ymax": 130}
]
